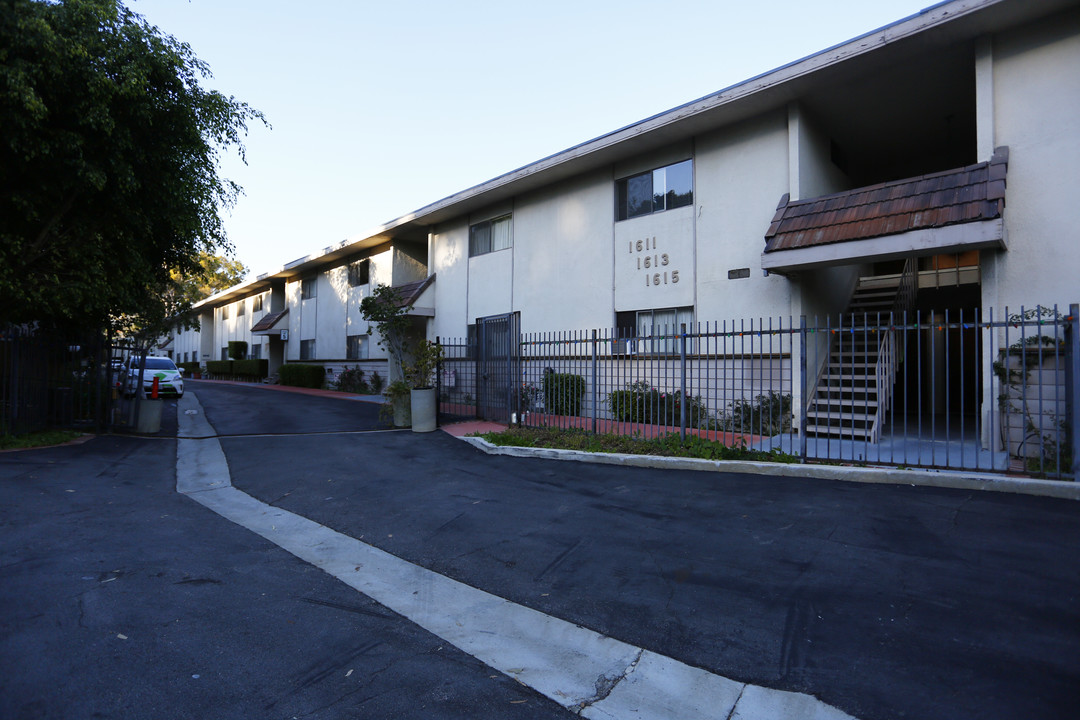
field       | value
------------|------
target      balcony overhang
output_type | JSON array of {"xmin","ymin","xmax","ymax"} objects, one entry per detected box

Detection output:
[
  {"xmin": 762, "ymin": 147, "xmax": 1008, "ymax": 275},
  {"xmin": 762, "ymin": 218, "xmax": 1005, "ymax": 273},
  {"xmin": 250, "ymin": 309, "xmax": 289, "ymax": 336}
]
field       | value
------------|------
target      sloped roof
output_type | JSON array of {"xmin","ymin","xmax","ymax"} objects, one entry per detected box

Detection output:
[
  {"xmin": 392, "ymin": 275, "xmax": 435, "ymax": 308},
  {"xmin": 764, "ymin": 147, "xmax": 1008, "ymax": 253},
  {"xmin": 250, "ymin": 309, "xmax": 288, "ymax": 332}
]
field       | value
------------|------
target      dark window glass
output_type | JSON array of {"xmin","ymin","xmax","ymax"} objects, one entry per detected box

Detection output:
[
  {"xmin": 615, "ymin": 160, "xmax": 693, "ymax": 221},
  {"xmin": 348, "ymin": 260, "xmax": 370, "ymax": 287},
  {"xmin": 469, "ymin": 222, "xmax": 492, "ymax": 257},
  {"xmin": 253, "ymin": 295, "xmax": 264, "ymax": 312},
  {"xmin": 301, "ymin": 278, "xmax": 316, "ymax": 300},
  {"xmin": 300, "ymin": 339, "xmax": 315, "ymax": 360},
  {"xmin": 250, "ymin": 345, "xmax": 261, "ymax": 360},
  {"xmin": 237, "ymin": 301, "xmax": 245, "ymax": 316},
  {"xmin": 346, "ymin": 335, "xmax": 368, "ymax": 360},
  {"xmin": 665, "ymin": 160, "xmax": 693, "ymax": 210},
  {"xmin": 626, "ymin": 173, "xmax": 653, "ymax": 219}
]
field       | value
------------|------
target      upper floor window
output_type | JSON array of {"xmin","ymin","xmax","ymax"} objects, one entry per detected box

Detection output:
[
  {"xmin": 301, "ymin": 278, "xmax": 317, "ymax": 300},
  {"xmin": 252, "ymin": 294, "xmax": 264, "ymax": 312},
  {"xmin": 615, "ymin": 159, "xmax": 693, "ymax": 221},
  {"xmin": 237, "ymin": 300, "xmax": 246, "ymax": 316},
  {"xmin": 469, "ymin": 215, "xmax": 513, "ymax": 257},
  {"xmin": 221, "ymin": 305, "xmax": 230, "ymax": 320},
  {"xmin": 347, "ymin": 259, "xmax": 370, "ymax": 287},
  {"xmin": 346, "ymin": 334, "xmax": 369, "ymax": 360}
]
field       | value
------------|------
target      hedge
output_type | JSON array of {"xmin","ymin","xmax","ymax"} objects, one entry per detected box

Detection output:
[
  {"xmin": 227, "ymin": 341, "xmax": 248, "ymax": 360},
  {"xmin": 543, "ymin": 372, "xmax": 585, "ymax": 416},
  {"xmin": 178, "ymin": 361, "xmax": 201, "ymax": 375},
  {"xmin": 205, "ymin": 360, "xmax": 232, "ymax": 376},
  {"xmin": 232, "ymin": 359, "xmax": 268, "ymax": 379},
  {"xmin": 279, "ymin": 363, "xmax": 325, "ymax": 389}
]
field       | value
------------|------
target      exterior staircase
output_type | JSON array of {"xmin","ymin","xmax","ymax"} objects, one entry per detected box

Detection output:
[{"xmin": 804, "ymin": 260, "xmax": 916, "ymax": 442}]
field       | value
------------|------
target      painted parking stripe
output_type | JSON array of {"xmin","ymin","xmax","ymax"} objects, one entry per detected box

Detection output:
[{"xmin": 176, "ymin": 393, "xmax": 856, "ymax": 720}]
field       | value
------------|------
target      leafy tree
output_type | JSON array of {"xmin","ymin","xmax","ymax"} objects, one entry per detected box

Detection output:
[
  {"xmin": 170, "ymin": 251, "xmax": 249, "ymax": 306},
  {"xmin": 0, "ymin": 0, "xmax": 266, "ymax": 329}
]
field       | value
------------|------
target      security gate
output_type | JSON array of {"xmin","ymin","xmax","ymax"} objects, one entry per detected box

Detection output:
[{"xmin": 475, "ymin": 312, "xmax": 520, "ymax": 422}]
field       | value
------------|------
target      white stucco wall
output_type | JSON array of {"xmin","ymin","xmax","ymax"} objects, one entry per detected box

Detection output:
[
  {"xmin": 695, "ymin": 112, "xmax": 794, "ymax": 323},
  {"xmin": 431, "ymin": 220, "xmax": 470, "ymax": 342},
  {"xmin": 515, "ymin": 171, "xmax": 614, "ymax": 332},
  {"xmin": 986, "ymin": 8, "xmax": 1080, "ymax": 311}
]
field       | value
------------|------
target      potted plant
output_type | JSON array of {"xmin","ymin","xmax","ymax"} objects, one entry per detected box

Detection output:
[
  {"xmin": 406, "ymin": 339, "xmax": 443, "ymax": 433},
  {"xmin": 384, "ymin": 379, "xmax": 412, "ymax": 427},
  {"xmin": 359, "ymin": 285, "xmax": 414, "ymax": 427}
]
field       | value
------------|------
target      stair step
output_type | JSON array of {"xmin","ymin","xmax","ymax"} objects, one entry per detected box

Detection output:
[{"xmin": 804, "ymin": 424, "xmax": 877, "ymax": 439}]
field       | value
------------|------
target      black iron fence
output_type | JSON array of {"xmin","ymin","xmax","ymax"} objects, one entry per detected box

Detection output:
[
  {"xmin": 0, "ymin": 326, "xmax": 154, "ymax": 436},
  {"xmin": 439, "ymin": 304, "xmax": 1079, "ymax": 479}
]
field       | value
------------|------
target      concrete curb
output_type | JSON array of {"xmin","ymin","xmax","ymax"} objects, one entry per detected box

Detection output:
[{"xmin": 460, "ymin": 437, "xmax": 1080, "ymax": 501}]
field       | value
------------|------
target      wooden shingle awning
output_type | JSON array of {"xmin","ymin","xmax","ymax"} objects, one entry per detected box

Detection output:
[
  {"xmin": 250, "ymin": 309, "xmax": 288, "ymax": 335},
  {"xmin": 762, "ymin": 147, "xmax": 1008, "ymax": 273}
]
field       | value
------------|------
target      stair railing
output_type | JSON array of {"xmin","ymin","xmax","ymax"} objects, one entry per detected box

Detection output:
[{"xmin": 870, "ymin": 257, "xmax": 917, "ymax": 440}]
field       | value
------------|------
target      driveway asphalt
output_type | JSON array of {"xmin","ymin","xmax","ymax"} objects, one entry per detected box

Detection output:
[
  {"xmin": 0, "ymin": 429, "xmax": 573, "ymax": 718},
  {"xmin": 180, "ymin": 380, "xmax": 1080, "ymax": 720},
  {"xmin": 5, "ymin": 379, "xmax": 1078, "ymax": 719}
]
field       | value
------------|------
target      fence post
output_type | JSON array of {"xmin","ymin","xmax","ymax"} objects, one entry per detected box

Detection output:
[
  {"xmin": 435, "ymin": 336, "xmax": 442, "ymax": 429},
  {"xmin": 591, "ymin": 329, "xmax": 598, "ymax": 435},
  {"xmin": 1068, "ymin": 304, "xmax": 1079, "ymax": 478},
  {"xmin": 799, "ymin": 315, "xmax": 807, "ymax": 464},
  {"xmin": 679, "ymin": 323, "xmax": 687, "ymax": 442}
]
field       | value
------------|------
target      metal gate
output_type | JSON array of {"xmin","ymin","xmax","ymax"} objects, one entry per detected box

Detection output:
[{"xmin": 475, "ymin": 312, "xmax": 520, "ymax": 422}]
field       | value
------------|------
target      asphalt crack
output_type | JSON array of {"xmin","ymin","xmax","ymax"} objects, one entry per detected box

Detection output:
[{"xmin": 571, "ymin": 648, "xmax": 644, "ymax": 715}]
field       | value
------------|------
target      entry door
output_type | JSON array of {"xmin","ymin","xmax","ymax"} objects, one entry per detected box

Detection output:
[{"xmin": 475, "ymin": 312, "xmax": 520, "ymax": 422}]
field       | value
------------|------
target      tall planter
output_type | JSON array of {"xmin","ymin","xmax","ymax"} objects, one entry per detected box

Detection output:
[{"xmin": 410, "ymin": 388, "xmax": 436, "ymax": 433}]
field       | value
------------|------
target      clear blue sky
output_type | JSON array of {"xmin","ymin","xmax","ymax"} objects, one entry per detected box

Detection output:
[{"xmin": 129, "ymin": 0, "xmax": 934, "ymax": 277}]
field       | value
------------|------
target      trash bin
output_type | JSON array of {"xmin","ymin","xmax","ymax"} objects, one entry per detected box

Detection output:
[{"xmin": 136, "ymin": 398, "xmax": 163, "ymax": 434}]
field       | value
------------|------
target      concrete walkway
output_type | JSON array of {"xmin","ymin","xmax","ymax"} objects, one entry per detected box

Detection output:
[{"xmin": 176, "ymin": 391, "xmax": 856, "ymax": 719}]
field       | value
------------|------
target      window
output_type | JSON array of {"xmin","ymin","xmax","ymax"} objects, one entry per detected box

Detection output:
[
  {"xmin": 220, "ymin": 347, "xmax": 228, "ymax": 361},
  {"xmin": 615, "ymin": 306, "xmax": 694, "ymax": 354},
  {"xmin": 222, "ymin": 305, "xmax": 230, "ymax": 320},
  {"xmin": 615, "ymin": 159, "xmax": 693, "ymax": 221},
  {"xmin": 237, "ymin": 300, "xmax": 246, "ymax": 316},
  {"xmin": 301, "ymin": 278, "xmax": 317, "ymax": 300},
  {"xmin": 249, "ymin": 344, "xmax": 261, "ymax": 360},
  {"xmin": 469, "ymin": 215, "xmax": 513, "ymax": 257},
  {"xmin": 347, "ymin": 259, "xmax": 370, "ymax": 287},
  {"xmin": 346, "ymin": 334, "xmax": 369, "ymax": 360},
  {"xmin": 300, "ymin": 339, "xmax": 316, "ymax": 360},
  {"xmin": 252, "ymin": 294, "xmax": 264, "ymax": 312}
]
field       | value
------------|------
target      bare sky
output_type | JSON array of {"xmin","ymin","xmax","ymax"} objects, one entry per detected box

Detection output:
[{"xmin": 129, "ymin": 0, "xmax": 934, "ymax": 277}]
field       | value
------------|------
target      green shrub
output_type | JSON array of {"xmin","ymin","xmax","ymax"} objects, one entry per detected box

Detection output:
[
  {"xmin": 714, "ymin": 391, "xmax": 793, "ymax": 435},
  {"xmin": 368, "ymin": 370, "xmax": 385, "ymax": 394},
  {"xmin": 279, "ymin": 363, "xmax": 325, "ymax": 389},
  {"xmin": 232, "ymin": 359, "xmax": 268, "ymax": 379},
  {"xmin": 205, "ymin": 360, "xmax": 232, "ymax": 377},
  {"xmin": 227, "ymin": 341, "xmax": 248, "ymax": 360},
  {"xmin": 607, "ymin": 380, "xmax": 708, "ymax": 427},
  {"xmin": 334, "ymin": 366, "xmax": 368, "ymax": 393},
  {"xmin": 543, "ymin": 372, "xmax": 585, "ymax": 416},
  {"xmin": 178, "ymin": 361, "xmax": 201, "ymax": 375}
]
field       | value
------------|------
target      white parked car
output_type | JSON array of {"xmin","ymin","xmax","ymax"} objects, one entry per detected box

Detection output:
[{"xmin": 121, "ymin": 356, "xmax": 184, "ymax": 398}]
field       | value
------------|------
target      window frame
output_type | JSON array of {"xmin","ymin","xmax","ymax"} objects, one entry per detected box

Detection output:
[
  {"xmin": 615, "ymin": 159, "xmax": 694, "ymax": 222},
  {"xmin": 300, "ymin": 277, "xmax": 317, "ymax": 300},
  {"xmin": 347, "ymin": 259, "xmax": 370, "ymax": 288},
  {"xmin": 614, "ymin": 306, "xmax": 694, "ymax": 355},
  {"xmin": 300, "ymin": 339, "xmax": 316, "ymax": 361},
  {"xmin": 469, "ymin": 214, "xmax": 513, "ymax": 257},
  {"xmin": 346, "ymin": 334, "xmax": 369, "ymax": 360},
  {"xmin": 252, "ymin": 294, "xmax": 264, "ymax": 312}
]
